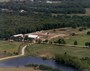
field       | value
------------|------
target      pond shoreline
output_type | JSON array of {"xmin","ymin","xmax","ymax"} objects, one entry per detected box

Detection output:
[{"xmin": 0, "ymin": 56, "xmax": 77, "ymax": 71}]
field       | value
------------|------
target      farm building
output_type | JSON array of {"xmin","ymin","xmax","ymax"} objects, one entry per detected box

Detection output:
[
  {"xmin": 27, "ymin": 34, "xmax": 40, "ymax": 39},
  {"xmin": 12, "ymin": 34, "xmax": 24, "ymax": 41},
  {"xmin": 24, "ymin": 34, "xmax": 40, "ymax": 43},
  {"xmin": 13, "ymin": 34, "xmax": 23, "ymax": 37},
  {"xmin": 12, "ymin": 34, "xmax": 40, "ymax": 42}
]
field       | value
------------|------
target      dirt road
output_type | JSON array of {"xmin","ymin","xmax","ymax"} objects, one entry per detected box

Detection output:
[{"xmin": 0, "ymin": 45, "xmax": 27, "ymax": 61}]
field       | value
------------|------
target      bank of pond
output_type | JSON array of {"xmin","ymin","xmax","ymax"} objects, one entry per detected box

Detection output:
[
  {"xmin": 26, "ymin": 64, "xmax": 61, "ymax": 71},
  {"xmin": 55, "ymin": 53, "xmax": 90, "ymax": 71},
  {"xmin": 0, "ymin": 54, "xmax": 89, "ymax": 71}
]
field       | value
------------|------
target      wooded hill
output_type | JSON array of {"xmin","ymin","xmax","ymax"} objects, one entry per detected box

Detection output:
[
  {"xmin": 0, "ymin": 0, "xmax": 90, "ymax": 14},
  {"xmin": 0, "ymin": 13, "xmax": 90, "ymax": 39},
  {"xmin": 0, "ymin": 0, "xmax": 90, "ymax": 39}
]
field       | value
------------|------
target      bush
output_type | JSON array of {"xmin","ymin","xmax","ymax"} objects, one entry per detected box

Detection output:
[
  {"xmin": 71, "ymin": 33, "xmax": 76, "ymax": 36},
  {"xmin": 85, "ymin": 42, "xmax": 90, "ymax": 47},
  {"xmin": 87, "ymin": 31, "xmax": 90, "ymax": 35},
  {"xmin": 74, "ymin": 40, "xmax": 78, "ymax": 45},
  {"xmin": 25, "ymin": 64, "xmax": 61, "ymax": 71},
  {"xmin": 79, "ymin": 27, "xmax": 86, "ymax": 31},
  {"xmin": 43, "ymin": 39, "xmax": 48, "ymax": 43},
  {"xmin": 55, "ymin": 38, "xmax": 66, "ymax": 44}
]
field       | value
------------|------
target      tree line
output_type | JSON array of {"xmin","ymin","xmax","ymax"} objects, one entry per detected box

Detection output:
[
  {"xmin": 0, "ymin": 1, "xmax": 86, "ymax": 14},
  {"xmin": 0, "ymin": 13, "xmax": 90, "ymax": 39}
]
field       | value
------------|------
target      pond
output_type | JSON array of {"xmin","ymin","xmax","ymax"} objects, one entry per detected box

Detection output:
[{"xmin": 0, "ymin": 56, "xmax": 77, "ymax": 71}]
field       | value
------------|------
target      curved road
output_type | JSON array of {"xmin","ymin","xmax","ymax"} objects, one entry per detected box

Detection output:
[{"xmin": 0, "ymin": 45, "xmax": 27, "ymax": 61}]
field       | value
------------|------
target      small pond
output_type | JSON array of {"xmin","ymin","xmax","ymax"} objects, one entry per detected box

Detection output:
[{"xmin": 0, "ymin": 56, "xmax": 77, "ymax": 71}]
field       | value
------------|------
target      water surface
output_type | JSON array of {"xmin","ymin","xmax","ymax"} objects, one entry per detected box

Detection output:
[{"xmin": 0, "ymin": 56, "xmax": 77, "ymax": 71}]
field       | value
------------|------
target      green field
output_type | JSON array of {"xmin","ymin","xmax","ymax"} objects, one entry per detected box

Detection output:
[
  {"xmin": 65, "ymin": 34, "xmax": 90, "ymax": 46},
  {"xmin": 48, "ymin": 28, "xmax": 90, "ymax": 46},
  {"xmin": 51, "ymin": 35, "xmax": 90, "ymax": 46},
  {"xmin": 25, "ymin": 28, "xmax": 90, "ymax": 58},
  {"xmin": 26, "ymin": 44, "xmax": 90, "ymax": 58},
  {"xmin": 0, "ymin": 41, "xmax": 22, "ymax": 57}
]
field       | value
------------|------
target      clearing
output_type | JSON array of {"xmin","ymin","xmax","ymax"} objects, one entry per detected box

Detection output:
[
  {"xmin": 44, "ymin": 28, "xmax": 90, "ymax": 46},
  {"xmin": 26, "ymin": 44, "xmax": 90, "ymax": 58}
]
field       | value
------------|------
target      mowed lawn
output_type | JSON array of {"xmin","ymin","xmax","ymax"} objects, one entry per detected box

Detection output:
[
  {"xmin": 26, "ymin": 44, "xmax": 90, "ymax": 58},
  {"xmin": 0, "ymin": 41, "xmax": 22, "ymax": 53}
]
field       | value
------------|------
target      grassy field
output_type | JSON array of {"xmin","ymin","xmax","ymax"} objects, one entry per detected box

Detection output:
[
  {"xmin": 50, "ymin": 35, "xmax": 90, "ymax": 46},
  {"xmin": 65, "ymin": 34, "xmax": 90, "ymax": 46},
  {"xmin": 26, "ymin": 44, "xmax": 90, "ymax": 58},
  {"xmin": 47, "ymin": 28, "xmax": 90, "ymax": 46},
  {"xmin": 0, "ymin": 41, "xmax": 21, "ymax": 52},
  {"xmin": 0, "ymin": 41, "xmax": 22, "ymax": 57},
  {"xmin": 0, "ymin": 68, "xmax": 41, "ymax": 71}
]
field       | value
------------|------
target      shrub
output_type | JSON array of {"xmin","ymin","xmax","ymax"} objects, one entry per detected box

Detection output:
[
  {"xmin": 85, "ymin": 42, "xmax": 90, "ymax": 47},
  {"xmin": 87, "ymin": 31, "xmax": 90, "ymax": 35},
  {"xmin": 25, "ymin": 64, "xmax": 61, "ymax": 71},
  {"xmin": 74, "ymin": 40, "xmax": 78, "ymax": 45},
  {"xmin": 79, "ymin": 27, "xmax": 86, "ymax": 31},
  {"xmin": 55, "ymin": 38, "xmax": 66, "ymax": 44},
  {"xmin": 71, "ymin": 33, "xmax": 76, "ymax": 36}
]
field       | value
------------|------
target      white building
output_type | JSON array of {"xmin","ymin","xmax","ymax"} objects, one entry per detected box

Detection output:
[
  {"xmin": 13, "ymin": 34, "xmax": 23, "ymax": 37},
  {"xmin": 26, "ymin": 34, "xmax": 40, "ymax": 39},
  {"xmin": 19, "ymin": 10, "xmax": 26, "ymax": 13},
  {"xmin": 46, "ymin": 1, "xmax": 52, "ymax": 3},
  {"xmin": 46, "ymin": 1, "xmax": 62, "ymax": 4}
]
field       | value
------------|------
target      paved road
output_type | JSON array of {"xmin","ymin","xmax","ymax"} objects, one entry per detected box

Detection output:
[{"xmin": 0, "ymin": 45, "xmax": 27, "ymax": 61}]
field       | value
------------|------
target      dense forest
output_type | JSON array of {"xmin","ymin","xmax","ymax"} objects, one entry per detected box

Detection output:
[
  {"xmin": 0, "ymin": 12, "xmax": 90, "ymax": 39},
  {"xmin": 0, "ymin": 0, "xmax": 90, "ymax": 39},
  {"xmin": 0, "ymin": 0, "xmax": 87, "ymax": 14},
  {"xmin": 0, "ymin": 0, "xmax": 90, "ymax": 14}
]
